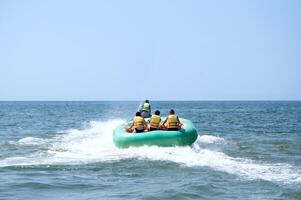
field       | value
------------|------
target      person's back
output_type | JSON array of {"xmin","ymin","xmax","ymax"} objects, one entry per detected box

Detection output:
[
  {"xmin": 164, "ymin": 109, "xmax": 181, "ymax": 131},
  {"xmin": 140, "ymin": 100, "xmax": 151, "ymax": 118},
  {"xmin": 133, "ymin": 116, "xmax": 144, "ymax": 131},
  {"xmin": 128, "ymin": 112, "xmax": 147, "ymax": 133},
  {"xmin": 142, "ymin": 102, "xmax": 150, "ymax": 112},
  {"xmin": 149, "ymin": 110, "xmax": 161, "ymax": 131}
]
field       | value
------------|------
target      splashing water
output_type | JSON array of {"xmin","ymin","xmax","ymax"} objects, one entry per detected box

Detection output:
[{"xmin": 1, "ymin": 120, "xmax": 300, "ymax": 184}]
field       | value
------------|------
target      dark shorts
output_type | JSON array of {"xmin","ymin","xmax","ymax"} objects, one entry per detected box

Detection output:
[
  {"xmin": 135, "ymin": 128, "xmax": 144, "ymax": 133},
  {"xmin": 141, "ymin": 111, "xmax": 151, "ymax": 118},
  {"xmin": 168, "ymin": 128, "xmax": 179, "ymax": 131},
  {"xmin": 149, "ymin": 127, "xmax": 158, "ymax": 131}
]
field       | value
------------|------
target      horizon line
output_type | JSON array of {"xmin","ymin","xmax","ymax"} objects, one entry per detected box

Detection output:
[{"xmin": 0, "ymin": 99, "xmax": 300, "ymax": 102}]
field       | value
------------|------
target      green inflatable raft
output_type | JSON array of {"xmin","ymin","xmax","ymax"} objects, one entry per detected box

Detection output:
[{"xmin": 113, "ymin": 118, "xmax": 198, "ymax": 148}]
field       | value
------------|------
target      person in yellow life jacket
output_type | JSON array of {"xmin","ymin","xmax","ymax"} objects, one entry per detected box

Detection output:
[
  {"xmin": 139, "ymin": 100, "xmax": 151, "ymax": 118},
  {"xmin": 162, "ymin": 109, "xmax": 183, "ymax": 131},
  {"xmin": 148, "ymin": 110, "xmax": 161, "ymax": 131},
  {"xmin": 127, "ymin": 112, "xmax": 147, "ymax": 133}
]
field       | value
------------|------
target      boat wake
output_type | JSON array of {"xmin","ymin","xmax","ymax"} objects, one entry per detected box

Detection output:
[{"xmin": 1, "ymin": 119, "xmax": 301, "ymax": 184}]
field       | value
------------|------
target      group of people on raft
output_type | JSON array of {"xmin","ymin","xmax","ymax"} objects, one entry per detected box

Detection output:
[{"xmin": 125, "ymin": 100, "xmax": 183, "ymax": 133}]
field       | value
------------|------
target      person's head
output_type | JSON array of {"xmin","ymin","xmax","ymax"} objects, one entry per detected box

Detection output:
[
  {"xmin": 155, "ymin": 110, "xmax": 160, "ymax": 115},
  {"xmin": 169, "ymin": 109, "xmax": 175, "ymax": 115},
  {"xmin": 136, "ymin": 112, "xmax": 141, "ymax": 116},
  {"xmin": 145, "ymin": 100, "xmax": 149, "ymax": 103}
]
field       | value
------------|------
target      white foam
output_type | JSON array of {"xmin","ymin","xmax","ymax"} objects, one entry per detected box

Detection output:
[
  {"xmin": 197, "ymin": 135, "xmax": 225, "ymax": 144},
  {"xmin": 9, "ymin": 137, "xmax": 48, "ymax": 145},
  {"xmin": 1, "ymin": 120, "xmax": 301, "ymax": 184},
  {"xmin": 116, "ymin": 146, "xmax": 301, "ymax": 184}
]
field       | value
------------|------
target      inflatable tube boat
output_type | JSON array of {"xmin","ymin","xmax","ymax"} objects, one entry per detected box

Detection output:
[{"xmin": 113, "ymin": 118, "xmax": 198, "ymax": 148}]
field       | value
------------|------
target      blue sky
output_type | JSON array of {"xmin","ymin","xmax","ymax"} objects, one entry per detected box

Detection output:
[{"xmin": 0, "ymin": 0, "xmax": 300, "ymax": 100}]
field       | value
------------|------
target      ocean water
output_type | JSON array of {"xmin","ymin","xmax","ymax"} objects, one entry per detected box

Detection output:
[{"xmin": 0, "ymin": 101, "xmax": 300, "ymax": 200}]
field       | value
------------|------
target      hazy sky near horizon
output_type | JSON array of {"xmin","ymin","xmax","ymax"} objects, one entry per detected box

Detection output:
[{"xmin": 0, "ymin": 0, "xmax": 300, "ymax": 100}]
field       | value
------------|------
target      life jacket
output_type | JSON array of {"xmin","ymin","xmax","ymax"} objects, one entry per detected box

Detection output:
[
  {"xmin": 149, "ymin": 115, "xmax": 161, "ymax": 128},
  {"xmin": 142, "ymin": 103, "xmax": 150, "ymax": 111},
  {"xmin": 133, "ymin": 116, "xmax": 144, "ymax": 129},
  {"xmin": 167, "ymin": 114, "xmax": 178, "ymax": 129}
]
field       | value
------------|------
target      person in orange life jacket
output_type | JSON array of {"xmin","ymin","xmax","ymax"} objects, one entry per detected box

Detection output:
[
  {"xmin": 162, "ymin": 109, "xmax": 183, "ymax": 131},
  {"xmin": 148, "ymin": 110, "xmax": 161, "ymax": 131},
  {"xmin": 139, "ymin": 100, "xmax": 151, "ymax": 118},
  {"xmin": 126, "ymin": 112, "xmax": 147, "ymax": 133}
]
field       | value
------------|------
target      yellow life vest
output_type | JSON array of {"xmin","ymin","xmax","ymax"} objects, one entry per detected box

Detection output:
[
  {"xmin": 150, "ymin": 115, "xmax": 161, "ymax": 128},
  {"xmin": 167, "ymin": 114, "xmax": 178, "ymax": 129},
  {"xmin": 133, "ymin": 116, "xmax": 144, "ymax": 129},
  {"xmin": 142, "ymin": 103, "xmax": 150, "ymax": 111}
]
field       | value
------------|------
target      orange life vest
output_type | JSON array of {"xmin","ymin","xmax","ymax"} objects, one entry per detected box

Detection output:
[
  {"xmin": 167, "ymin": 114, "xmax": 178, "ymax": 129},
  {"xmin": 133, "ymin": 116, "xmax": 144, "ymax": 129},
  {"xmin": 149, "ymin": 115, "xmax": 161, "ymax": 128}
]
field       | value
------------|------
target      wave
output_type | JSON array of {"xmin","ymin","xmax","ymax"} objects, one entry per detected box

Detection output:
[
  {"xmin": 197, "ymin": 134, "xmax": 225, "ymax": 144},
  {"xmin": 1, "ymin": 120, "xmax": 300, "ymax": 184},
  {"xmin": 9, "ymin": 137, "xmax": 48, "ymax": 146}
]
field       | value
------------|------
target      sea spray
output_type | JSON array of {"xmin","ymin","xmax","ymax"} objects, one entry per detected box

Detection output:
[{"xmin": 1, "ymin": 120, "xmax": 300, "ymax": 184}]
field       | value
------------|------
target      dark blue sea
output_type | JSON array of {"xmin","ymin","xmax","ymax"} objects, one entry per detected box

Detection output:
[{"xmin": 0, "ymin": 101, "xmax": 300, "ymax": 200}]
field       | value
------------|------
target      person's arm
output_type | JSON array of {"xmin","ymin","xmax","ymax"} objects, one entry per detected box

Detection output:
[
  {"xmin": 158, "ymin": 117, "xmax": 162, "ymax": 126},
  {"xmin": 162, "ymin": 117, "xmax": 168, "ymax": 126},
  {"xmin": 177, "ymin": 116, "xmax": 183, "ymax": 127},
  {"xmin": 139, "ymin": 103, "xmax": 143, "ymax": 111},
  {"xmin": 129, "ymin": 118, "xmax": 135, "ymax": 129},
  {"xmin": 143, "ymin": 118, "xmax": 148, "ymax": 130},
  {"xmin": 125, "ymin": 120, "xmax": 134, "ymax": 132}
]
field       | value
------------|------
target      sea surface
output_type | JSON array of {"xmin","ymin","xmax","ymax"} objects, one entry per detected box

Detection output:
[{"xmin": 0, "ymin": 101, "xmax": 300, "ymax": 200}]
